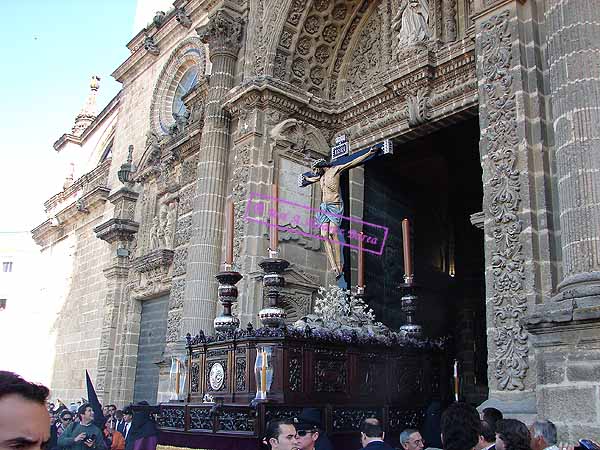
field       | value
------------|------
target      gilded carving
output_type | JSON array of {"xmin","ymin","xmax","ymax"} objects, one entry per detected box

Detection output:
[{"xmin": 478, "ymin": 10, "xmax": 528, "ymax": 390}]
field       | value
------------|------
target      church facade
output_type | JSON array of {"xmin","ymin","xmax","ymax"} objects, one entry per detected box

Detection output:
[{"xmin": 32, "ymin": 0, "xmax": 600, "ymax": 440}]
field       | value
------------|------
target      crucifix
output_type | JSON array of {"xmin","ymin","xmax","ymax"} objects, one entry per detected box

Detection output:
[{"xmin": 299, "ymin": 137, "xmax": 393, "ymax": 283}]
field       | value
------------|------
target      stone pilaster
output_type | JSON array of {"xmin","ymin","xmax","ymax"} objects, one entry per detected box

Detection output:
[
  {"xmin": 182, "ymin": 10, "xmax": 243, "ymax": 336},
  {"xmin": 473, "ymin": 0, "xmax": 556, "ymax": 418},
  {"xmin": 94, "ymin": 187, "xmax": 139, "ymax": 404}
]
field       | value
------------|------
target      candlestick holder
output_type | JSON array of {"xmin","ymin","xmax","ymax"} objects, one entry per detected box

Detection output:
[
  {"xmin": 213, "ymin": 269, "xmax": 243, "ymax": 332},
  {"xmin": 354, "ymin": 285, "xmax": 366, "ymax": 302},
  {"xmin": 258, "ymin": 257, "xmax": 289, "ymax": 328},
  {"xmin": 399, "ymin": 276, "xmax": 422, "ymax": 338}
]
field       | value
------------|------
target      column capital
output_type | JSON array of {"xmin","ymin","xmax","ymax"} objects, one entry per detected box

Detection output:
[{"xmin": 196, "ymin": 10, "xmax": 243, "ymax": 59}]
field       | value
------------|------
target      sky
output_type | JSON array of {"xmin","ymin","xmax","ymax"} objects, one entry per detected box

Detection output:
[{"xmin": 0, "ymin": 0, "xmax": 138, "ymax": 232}]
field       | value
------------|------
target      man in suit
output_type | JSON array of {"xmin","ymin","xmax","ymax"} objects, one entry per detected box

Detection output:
[
  {"xmin": 476, "ymin": 420, "xmax": 496, "ymax": 450},
  {"xmin": 359, "ymin": 418, "xmax": 394, "ymax": 450},
  {"xmin": 400, "ymin": 429, "xmax": 425, "ymax": 450},
  {"xmin": 121, "ymin": 408, "xmax": 133, "ymax": 442},
  {"xmin": 113, "ymin": 412, "xmax": 125, "ymax": 435},
  {"xmin": 264, "ymin": 419, "xmax": 299, "ymax": 450},
  {"xmin": 440, "ymin": 402, "xmax": 481, "ymax": 450}
]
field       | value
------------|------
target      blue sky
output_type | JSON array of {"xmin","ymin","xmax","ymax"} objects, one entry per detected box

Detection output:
[{"xmin": 0, "ymin": 0, "xmax": 137, "ymax": 232}]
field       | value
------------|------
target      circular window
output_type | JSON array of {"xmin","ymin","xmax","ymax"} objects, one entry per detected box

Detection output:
[{"xmin": 149, "ymin": 38, "xmax": 206, "ymax": 135}]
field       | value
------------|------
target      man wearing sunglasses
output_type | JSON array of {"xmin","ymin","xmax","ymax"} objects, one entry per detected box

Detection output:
[
  {"xmin": 57, "ymin": 411, "xmax": 74, "ymax": 438},
  {"xmin": 295, "ymin": 423, "xmax": 319, "ymax": 450}
]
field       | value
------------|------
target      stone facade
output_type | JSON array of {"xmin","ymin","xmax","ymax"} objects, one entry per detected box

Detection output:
[{"xmin": 33, "ymin": 0, "xmax": 600, "ymax": 440}]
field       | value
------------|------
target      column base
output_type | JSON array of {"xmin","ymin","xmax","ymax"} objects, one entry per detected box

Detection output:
[{"xmin": 525, "ymin": 315, "xmax": 600, "ymax": 441}]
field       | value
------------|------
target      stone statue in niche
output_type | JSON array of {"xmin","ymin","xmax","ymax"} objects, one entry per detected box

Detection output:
[
  {"xmin": 163, "ymin": 201, "xmax": 178, "ymax": 248},
  {"xmin": 392, "ymin": 0, "xmax": 430, "ymax": 54},
  {"xmin": 150, "ymin": 216, "xmax": 162, "ymax": 249},
  {"xmin": 149, "ymin": 201, "xmax": 178, "ymax": 250}
]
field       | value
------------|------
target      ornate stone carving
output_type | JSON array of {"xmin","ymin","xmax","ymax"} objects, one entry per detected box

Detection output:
[
  {"xmin": 169, "ymin": 279, "xmax": 186, "ymax": 309},
  {"xmin": 166, "ymin": 309, "xmax": 182, "ymax": 343},
  {"xmin": 176, "ymin": 7, "xmax": 192, "ymax": 28},
  {"xmin": 405, "ymin": 87, "xmax": 432, "ymax": 127},
  {"xmin": 478, "ymin": 10, "xmax": 528, "ymax": 390},
  {"xmin": 392, "ymin": 0, "xmax": 430, "ymax": 58},
  {"xmin": 148, "ymin": 38, "xmax": 206, "ymax": 135},
  {"xmin": 132, "ymin": 249, "xmax": 174, "ymax": 300},
  {"xmin": 443, "ymin": 0, "xmax": 457, "ymax": 42},
  {"xmin": 231, "ymin": 145, "xmax": 251, "ymax": 260},
  {"xmin": 196, "ymin": 10, "xmax": 243, "ymax": 57},
  {"xmin": 344, "ymin": 9, "xmax": 382, "ymax": 96},
  {"xmin": 144, "ymin": 34, "xmax": 160, "ymax": 56},
  {"xmin": 288, "ymin": 0, "xmax": 309, "ymax": 26}
]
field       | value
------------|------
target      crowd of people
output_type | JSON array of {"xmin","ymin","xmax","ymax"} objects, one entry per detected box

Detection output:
[
  {"xmin": 263, "ymin": 403, "xmax": 597, "ymax": 450},
  {"xmin": 1, "ymin": 371, "xmax": 597, "ymax": 450},
  {"xmin": 0, "ymin": 371, "xmax": 157, "ymax": 450}
]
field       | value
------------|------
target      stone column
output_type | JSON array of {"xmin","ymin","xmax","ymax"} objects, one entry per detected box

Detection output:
[
  {"xmin": 182, "ymin": 10, "xmax": 243, "ymax": 335},
  {"xmin": 547, "ymin": 0, "xmax": 600, "ymax": 300},
  {"xmin": 524, "ymin": 0, "xmax": 600, "ymax": 440},
  {"xmin": 473, "ymin": 0, "xmax": 557, "ymax": 419}
]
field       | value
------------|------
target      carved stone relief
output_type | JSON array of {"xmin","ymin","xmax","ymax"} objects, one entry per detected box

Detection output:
[
  {"xmin": 478, "ymin": 10, "xmax": 528, "ymax": 390},
  {"xmin": 391, "ymin": 0, "xmax": 431, "ymax": 59},
  {"xmin": 343, "ymin": 8, "xmax": 383, "ymax": 97}
]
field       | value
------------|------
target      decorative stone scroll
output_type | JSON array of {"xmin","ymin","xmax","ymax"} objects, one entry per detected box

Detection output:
[{"xmin": 478, "ymin": 10, "xmax": 528, "ymax": 390}]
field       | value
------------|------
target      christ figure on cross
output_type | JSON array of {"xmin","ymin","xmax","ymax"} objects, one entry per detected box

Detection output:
[{"xmin": 299, "ymin": 144, "xmax": 386, "ymax": 279}]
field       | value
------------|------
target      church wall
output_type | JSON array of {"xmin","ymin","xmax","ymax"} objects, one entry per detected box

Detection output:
[{"xmin": 49, "ymin": 212, "xmax": 112, "ymax": 402}]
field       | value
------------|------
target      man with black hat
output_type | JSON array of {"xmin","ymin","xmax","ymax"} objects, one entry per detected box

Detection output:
[{"xmin": 295, "ymin": 408, "xmax": 333, "ymax": 450}]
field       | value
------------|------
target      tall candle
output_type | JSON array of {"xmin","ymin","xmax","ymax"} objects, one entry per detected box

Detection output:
[
  {"xmin": 175, "ymin": 359, "xmax": 180, "ymax": 395},
  {"xmin": 260, "ymin": 350, "xmax": 267, "ymax": 394},
  {"xmin": 453, "ymin": 360, "xmax": 459, "ymax": 402},
  {"xmin": 225, "ymin": 199, "xmax": 234, "ymax": 265},
  {"xmin": 358, "ymin": 232, "xmax": 365, "ymax": 287},
  {"xmin": 402, "ymin": 219, "xmax": 413, "ymax": 280},
  {"xmin": 270, "ymin": 184, "xmax": 279, "ymax": 251}
]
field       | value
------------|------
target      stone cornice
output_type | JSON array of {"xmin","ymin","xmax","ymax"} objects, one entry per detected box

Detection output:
[
  {"xmin": 94, "ymin": 218, "xmax": 140, "ymax": 244},
  {"xmin": 44, "ymin": 158, "xmax": 112, "ymax": 213},
  {"xmin": 31, "ymin": 185, "xmax": 111, "ymax": 248},
  {"xmin": 113, "ymin": 0, "xmax": 213, "ymax": 84},
  {"xmin": 224, "ymin": 45, "xmax": 477, "ymax": 141}
]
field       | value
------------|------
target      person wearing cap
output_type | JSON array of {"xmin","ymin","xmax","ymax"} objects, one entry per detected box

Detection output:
[{"xmin": 295, "ymin": 409, "xmax": 333, "ymax": 450}]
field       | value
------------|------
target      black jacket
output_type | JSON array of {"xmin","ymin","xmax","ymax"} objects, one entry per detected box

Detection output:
[{"xmin": 362, "ymin": 441, "xmax": 396, "ymax": 450}]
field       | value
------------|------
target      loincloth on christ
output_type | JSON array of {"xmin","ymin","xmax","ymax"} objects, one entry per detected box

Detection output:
[{"xmin": 316, "ymin": 201, "xmax": 344, "ymax": 227}]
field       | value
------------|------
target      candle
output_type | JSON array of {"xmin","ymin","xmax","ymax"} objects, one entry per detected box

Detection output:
[
  {"xmin": 175, "ymin": 359, "xmax": 180, "ymax": 395},
  {"xmin": 402, "ymin": 219, "xmax": 413, "ymax": 280},
  {"xmin": 270, "ymin": 184, "xmax": 279, "ymax": 252},
  {"xmin": 260, "ymin": 350, "xmax": 267, "ymax": 394},
  {"xmin": 453, "ymin": 360, "xmax": 459, "ymax": 402},
  {"xmin": 358, "ymin": 232, "xmax": 365, "ymax": 287},
  {"xmin": 225, "ymin": 199, "xmax": 234, "ymax": 265}
]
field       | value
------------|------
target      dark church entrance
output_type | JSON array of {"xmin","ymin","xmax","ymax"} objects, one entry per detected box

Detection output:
[{"xmin": 363, "ymin": 116, "xmax": 488, "ymax": 404}]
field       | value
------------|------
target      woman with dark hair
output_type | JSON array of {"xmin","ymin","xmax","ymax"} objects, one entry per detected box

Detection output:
[{"xmin": 495, "ymin": 419, "xmax": 532, "ymax": 450}]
